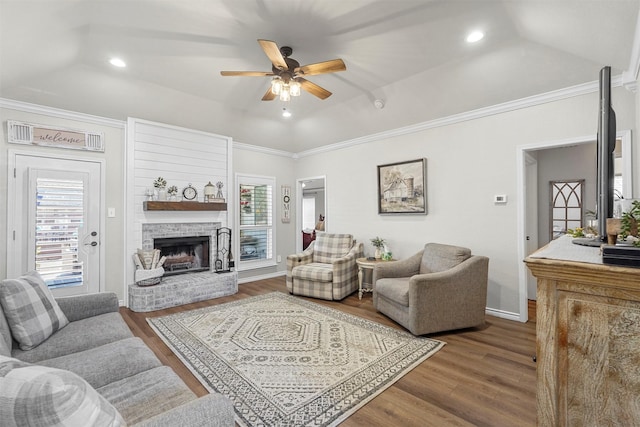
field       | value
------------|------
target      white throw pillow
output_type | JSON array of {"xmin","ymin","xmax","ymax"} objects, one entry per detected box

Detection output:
[
  {"xmin": 0, "ymin": 355, "xmax": 126, "ymax": 426},
  {"xmin": 0, "ymin": 271, "xmax": 69, "ymax": 350}
]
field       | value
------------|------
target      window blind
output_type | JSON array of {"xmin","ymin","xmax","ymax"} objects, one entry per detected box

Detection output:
[
  {"xmin": 239, "ymin": 182, "xmax": 274, "ymax": 263},
  {"xmin": 35, "ymin": 178, "xmax": 84, "ymax": 287}
]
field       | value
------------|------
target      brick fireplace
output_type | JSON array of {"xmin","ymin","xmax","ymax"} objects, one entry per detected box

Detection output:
[{"xmin": 128, "ymin": 222, "xmax": 237, "ymax": 312}]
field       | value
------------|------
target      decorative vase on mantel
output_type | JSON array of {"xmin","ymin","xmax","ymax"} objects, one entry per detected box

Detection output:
[
  {"xmin": 157, "ymin": 188, "xmax": 167, "ymax": 201},
  {"xmin": 374, "ymin": 247, "xmax": 382, "ymax": 259}
]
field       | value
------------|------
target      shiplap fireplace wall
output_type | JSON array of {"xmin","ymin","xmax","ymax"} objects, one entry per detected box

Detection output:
[{"xmin": 124, "ymin": 118, "xmax": 233, "ymax": 304}]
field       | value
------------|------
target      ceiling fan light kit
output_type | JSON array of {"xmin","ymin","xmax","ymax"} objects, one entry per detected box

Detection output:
[{"xmin": 221, "ymin": 39, "xmax": 346, "ymax": 103}]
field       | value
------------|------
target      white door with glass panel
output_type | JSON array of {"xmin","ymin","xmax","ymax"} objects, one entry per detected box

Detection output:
[{"xmin": 9, "ymin": 154, "xmax": 102, "ymax": 296}]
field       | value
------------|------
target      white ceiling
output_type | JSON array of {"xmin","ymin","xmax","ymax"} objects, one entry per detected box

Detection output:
[{"xmin": 1, "ymin": 0, "xmax": 639, "ymax": 153}]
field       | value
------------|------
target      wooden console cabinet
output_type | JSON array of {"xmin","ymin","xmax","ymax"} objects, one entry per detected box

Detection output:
[{"xmin": 525, "ymin": 255, "xmax": 640, "ymax": 426}]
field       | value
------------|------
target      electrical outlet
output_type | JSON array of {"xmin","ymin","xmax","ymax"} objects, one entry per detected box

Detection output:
[
  {"xmin": 107, "ymin": 207, "xmax": 116, "ymax": 217},
  {"xmin": 494, "ymin": 195, "xmax": 507, "ymax": 204},
  {"xmin": 277, "ymin": 255, "xmax": 282, "ymax": 263}
]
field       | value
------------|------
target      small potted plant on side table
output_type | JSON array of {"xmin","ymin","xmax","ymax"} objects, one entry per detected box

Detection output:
[{"xmin": 370, "ymin": 236, "xmax": 385, "ymax": 259}]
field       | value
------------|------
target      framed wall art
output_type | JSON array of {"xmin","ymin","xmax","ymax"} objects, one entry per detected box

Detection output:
[{"xmin": 377, "ymin": 158, "xmax": 427, "ymax": 214}]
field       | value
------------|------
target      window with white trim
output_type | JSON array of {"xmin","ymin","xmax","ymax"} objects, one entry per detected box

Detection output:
[{"xmin": 236, "ymin": 174, "xmax": 275, "ymax": 270}]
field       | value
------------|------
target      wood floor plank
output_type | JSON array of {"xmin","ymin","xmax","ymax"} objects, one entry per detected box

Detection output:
[{"xmin": 119, "ymin": 277, "xmax": 536, "ymax": 426}]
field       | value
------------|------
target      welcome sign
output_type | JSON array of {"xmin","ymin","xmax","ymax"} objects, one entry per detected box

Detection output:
[
  {"xmin": 7, "ymin": 120, "xmax": 104, "ymax": 152},
  {"xmin": 32, "ymin": 127, "xmax": 87, "ymax": 148}
]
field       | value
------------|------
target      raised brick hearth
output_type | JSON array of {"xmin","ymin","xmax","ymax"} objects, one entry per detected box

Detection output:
[{"xmin": 128, "ymin": 270, "xmax": 237, "ymax": 312}]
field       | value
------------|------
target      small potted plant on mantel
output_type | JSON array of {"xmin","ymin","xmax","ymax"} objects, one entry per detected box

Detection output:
[
  {"xmin": 167, "ymin": 185, "xmax": 178, "ymax": 201},
  {"xmin": 370, "ymin": 237, "xmax": 385, "ymax": 259},
  {"xmin": 154, "ymin": 176, "xmax": 167, "ymax": 201}
]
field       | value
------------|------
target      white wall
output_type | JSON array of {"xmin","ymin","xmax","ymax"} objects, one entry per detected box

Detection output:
[
  {"xmin": 292, "ymin": 86, "xmax": 637, "ymax": 318},
  {"xmin": 0, "ymin": 103, "xmax": 126, "ymax": 299}
]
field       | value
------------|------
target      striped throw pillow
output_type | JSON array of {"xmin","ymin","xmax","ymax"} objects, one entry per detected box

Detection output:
[
  {"xmin": 0, "ymin": 271, "xmax": 69, "ymax": 350},
  {"xmin": 0, "ymin": 355, "xmax": 126, "ymax": 426}
]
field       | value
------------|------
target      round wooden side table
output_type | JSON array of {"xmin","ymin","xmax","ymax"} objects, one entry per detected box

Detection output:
[{"xmin": 356, "ymin": 257, "xmax": 394, "ymax": 299}]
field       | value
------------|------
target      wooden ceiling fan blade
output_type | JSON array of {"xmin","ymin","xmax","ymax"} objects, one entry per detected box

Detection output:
[
  {"xmin": 258, "ymin": 39, "xmax": 288, "ymax": 70},
  {"xmin": 296, "ymin": 59, "xmax": 346, "ymax": 76},
  {"xmin": 298, "ymin": 78, "xmax": 332, "ymax": 100},
  {"xmin": 220, "ymin": 71, "xmax": 274, "ymax": 76},
  {"xmin": 262, "ymin": 88, "xmax": 276, "ymax": 101}
]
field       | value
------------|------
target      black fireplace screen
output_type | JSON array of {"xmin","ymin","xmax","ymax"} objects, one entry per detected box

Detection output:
[{"xmin": 215, "ymin": 227, "xmax": 232, "ymax": 273}]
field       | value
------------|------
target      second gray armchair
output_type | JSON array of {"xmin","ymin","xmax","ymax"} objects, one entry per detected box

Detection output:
[{"xmin": 373, "ymin": 243, "xmax": 489, "ymax": 335}]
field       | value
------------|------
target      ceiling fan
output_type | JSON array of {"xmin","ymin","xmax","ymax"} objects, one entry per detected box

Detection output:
[{"xmin": 220, "ymin": 39, "xmax": 346, "ymax": 101}]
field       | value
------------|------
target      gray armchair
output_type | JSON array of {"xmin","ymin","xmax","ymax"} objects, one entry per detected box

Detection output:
[
  {"xmin": 286, "ymin": 233, "xmax": 364, "ymax": 300},
  {"xmin": 373, "ymin": 243, "xmax": 489, "ymax": 335}
]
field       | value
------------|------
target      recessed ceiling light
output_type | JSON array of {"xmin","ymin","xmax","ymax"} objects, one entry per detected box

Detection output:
[
  {"xmin": 109, "ymin": 58, "xmax": 126, "ymax": 68},
  {"xmin": 466, "ymin": 31, "xmax": 484, "ymax": 43},
  {"xmin": 282, "ymin": 108, "xmax": 292, "ymax": 118}
]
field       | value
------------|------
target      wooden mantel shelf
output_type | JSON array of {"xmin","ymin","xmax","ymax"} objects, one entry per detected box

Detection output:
[{"xmin": 143, "ymin": 201, "xmax": 227, "ymax": 211}]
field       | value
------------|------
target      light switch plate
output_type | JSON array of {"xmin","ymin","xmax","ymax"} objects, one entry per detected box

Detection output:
[{"xmin": 494, "ymin": 195, "xmax": 507, "ymax": 204}]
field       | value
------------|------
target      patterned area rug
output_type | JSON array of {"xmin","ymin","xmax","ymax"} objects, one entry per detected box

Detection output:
[{"xmin": 147, "ymin": 292, "xmax": 445, "ymax": 427}]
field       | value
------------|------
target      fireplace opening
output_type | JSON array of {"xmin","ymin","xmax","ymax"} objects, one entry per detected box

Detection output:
[{"xmin": 154, "ymin": 236, "xmax": 210, "ymax": 276}]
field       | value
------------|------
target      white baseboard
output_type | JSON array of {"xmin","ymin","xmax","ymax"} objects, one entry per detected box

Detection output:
[
  {"xmin": 485, "ymin": 307, "xmax": 523, "ymax": 322},
  {"xmin": 237, "ymin": 270, "xmax": 286, "ymax": 284}
]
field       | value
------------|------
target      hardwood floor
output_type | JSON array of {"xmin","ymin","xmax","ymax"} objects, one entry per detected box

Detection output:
[{"xmin": 120, "ymin": 277, "xmax": 537, "ymax": 427}]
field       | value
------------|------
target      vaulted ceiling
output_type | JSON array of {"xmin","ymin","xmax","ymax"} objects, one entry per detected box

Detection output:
[{"xmin": 1, "ymin": 0, "xmax": 638, "ymax": 153}]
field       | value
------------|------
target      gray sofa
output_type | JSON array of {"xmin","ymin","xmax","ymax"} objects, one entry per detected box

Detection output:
[{"xmin": 0, "ymin": 291, "xmax": 235, "ymax": 426}]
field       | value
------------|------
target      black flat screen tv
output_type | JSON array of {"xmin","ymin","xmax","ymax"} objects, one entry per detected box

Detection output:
[{"xmin": 574, "ymin": 66, "xmax": 616, "ymax": 247}]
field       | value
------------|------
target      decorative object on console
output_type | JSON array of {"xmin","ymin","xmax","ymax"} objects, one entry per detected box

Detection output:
[
  {"xmin": 370, "ymin": 236, "xmax": 385, "ymax": 259},
  {"xmin": 133, "ymin": 249, "xmax": 165, "ymax": 286},
  {"xmin": 182, "ymin": 183, "xmax": 198, "ymax": 201},
  {"xmin": 619, "ymin": 199, "xmax": 640, "ymax": 246},
  {"xmin": 377, "ymin": 158, "xmax": 427, "ymax": 214}
]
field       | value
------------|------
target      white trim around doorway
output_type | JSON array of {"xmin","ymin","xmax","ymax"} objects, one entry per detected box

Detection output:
[{"xmin": 516, "ymin": 129, "xmax": 632, "ymax": 322}]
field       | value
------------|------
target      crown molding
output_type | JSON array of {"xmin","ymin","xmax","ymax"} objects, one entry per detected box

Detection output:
[
  {"xmin": 233, "ymin": 140, "xmax": 296, "ymax": 158},
  {"xmin": 0, "ymin": 98, "xmax": 126, "ymax": 128},
  {"xmin": 296, "ymin": 78, "xmax": 606, "ymax": 158}
]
